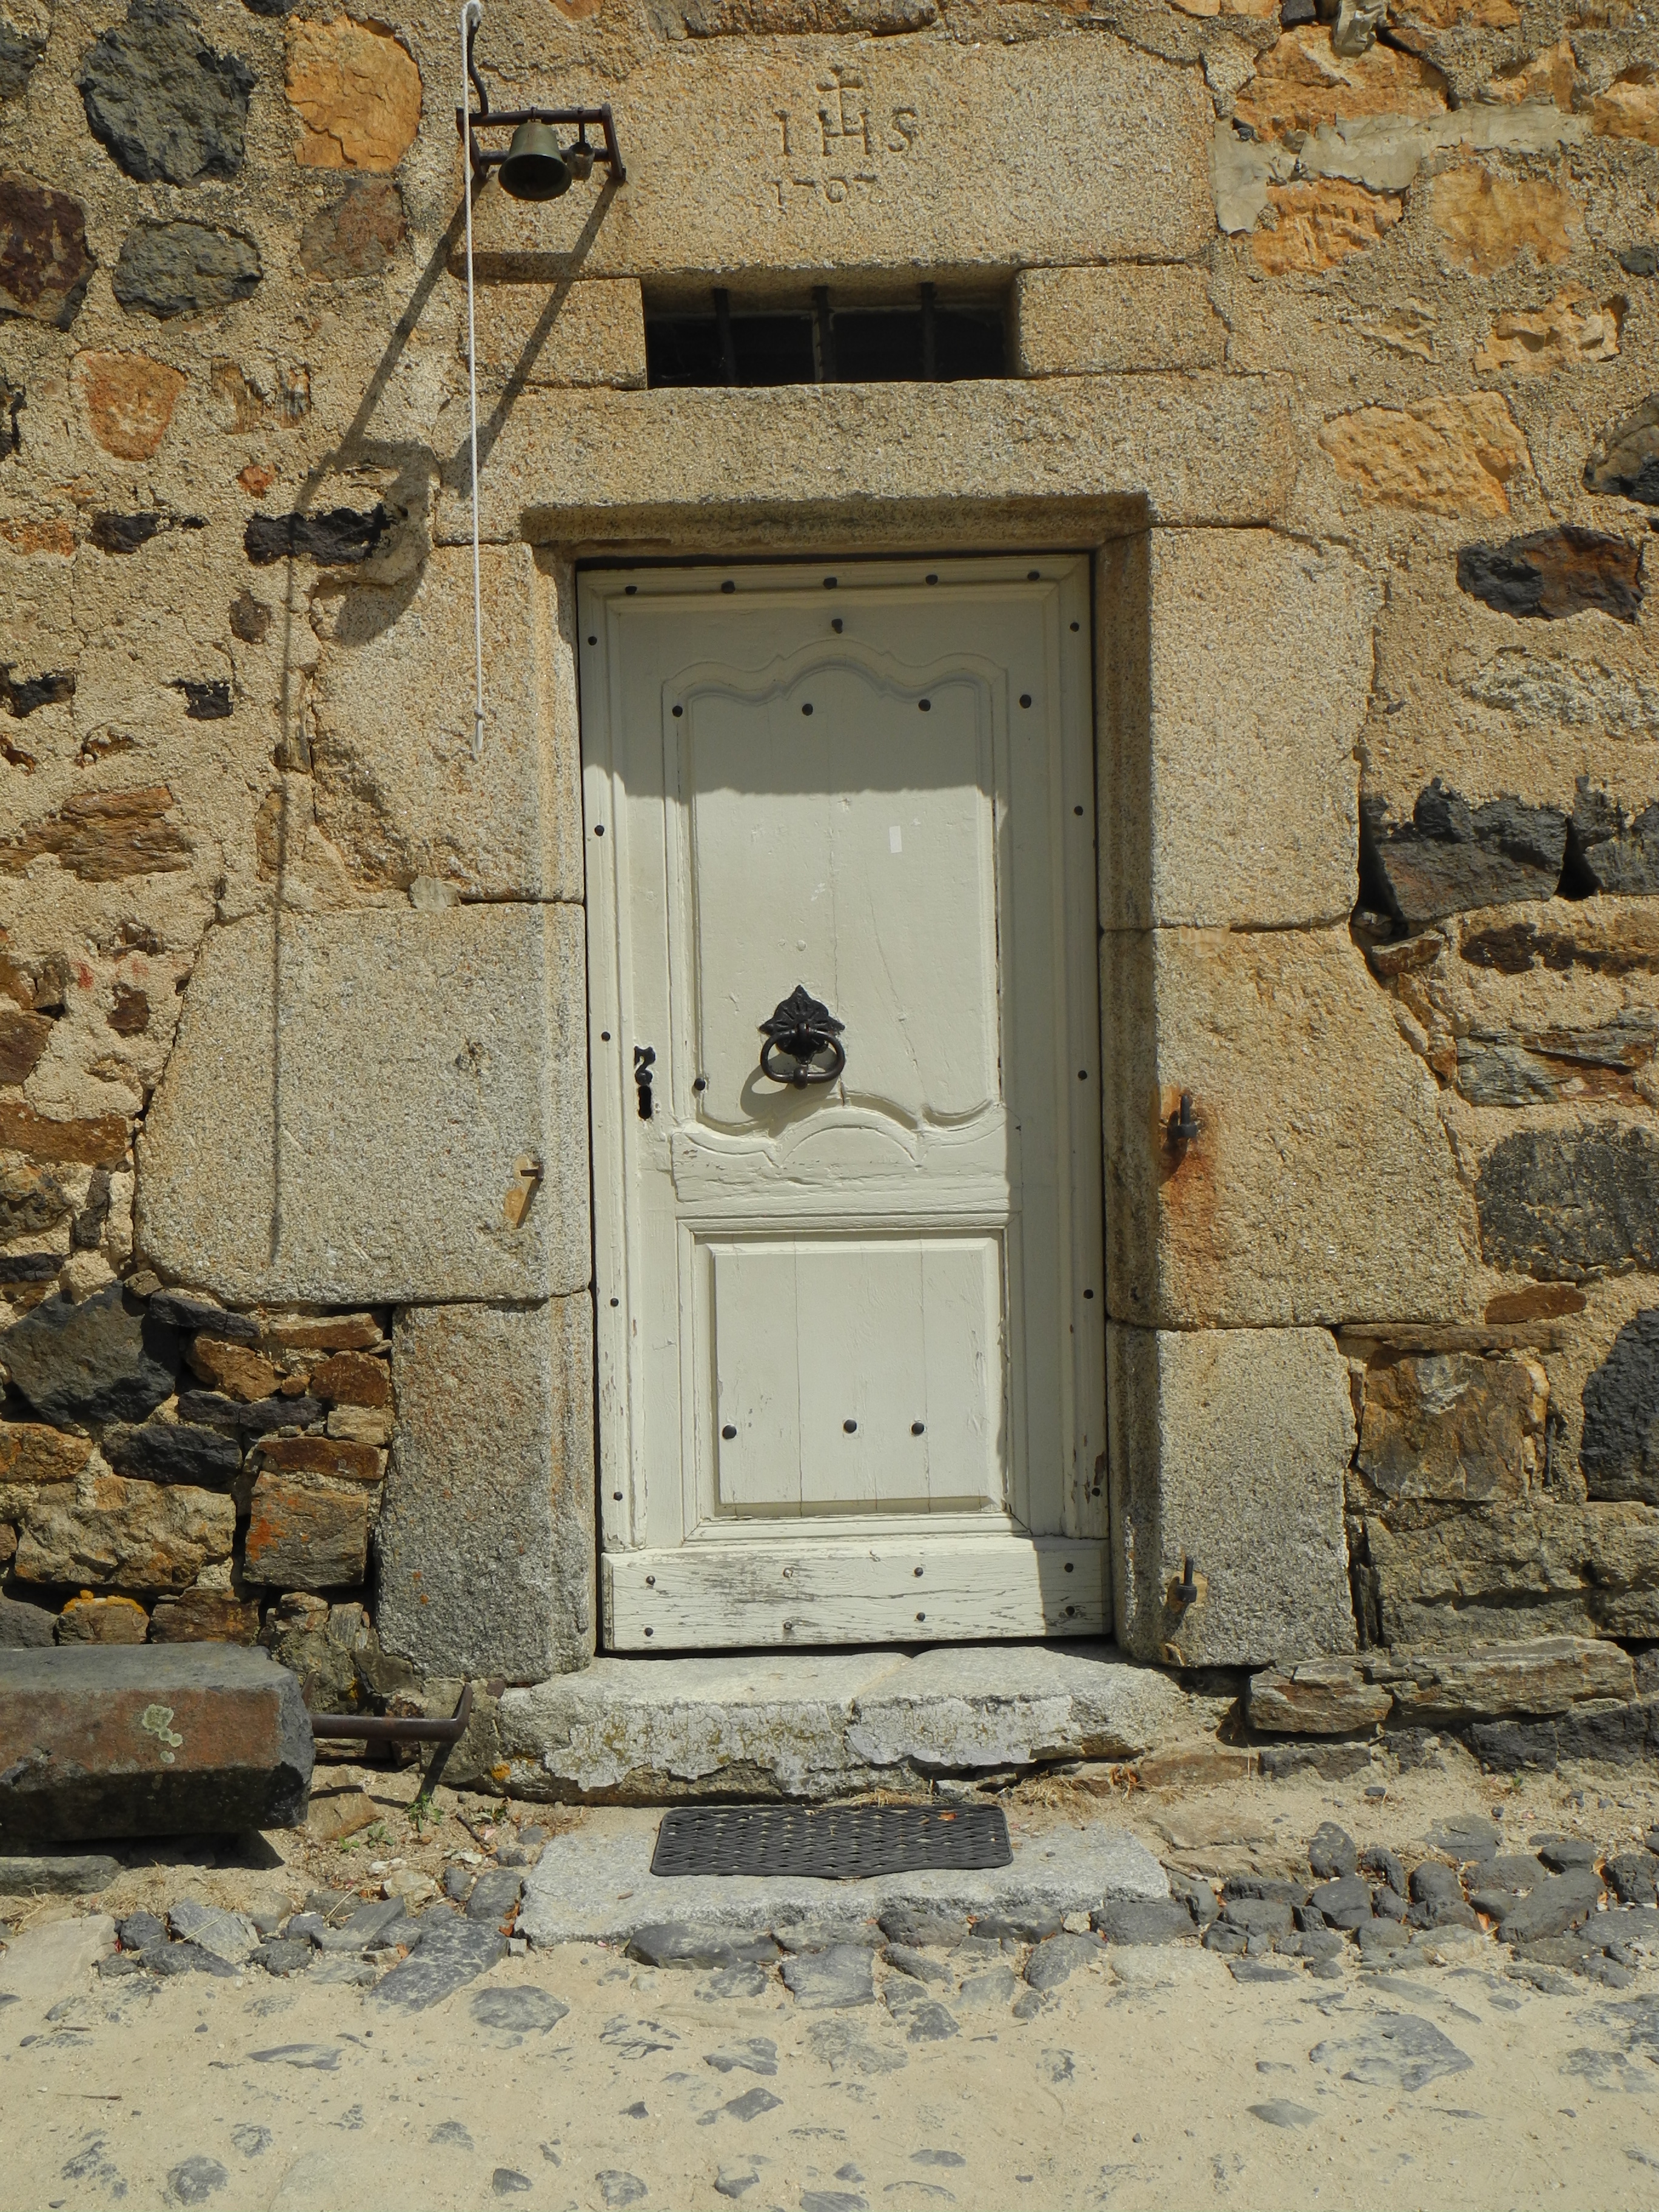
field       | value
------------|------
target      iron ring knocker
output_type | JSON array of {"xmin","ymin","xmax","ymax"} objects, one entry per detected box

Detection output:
[{"xmin": 758, "ymin": 984, "xmax": 846, "ymax": 1090}]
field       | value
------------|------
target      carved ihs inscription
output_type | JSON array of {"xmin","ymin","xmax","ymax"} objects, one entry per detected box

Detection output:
[{"xmin": 769, "ymin": 65, "xmax": 922, "ymax": 212}]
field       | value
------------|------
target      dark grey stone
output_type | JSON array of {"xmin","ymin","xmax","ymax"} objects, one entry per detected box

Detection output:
[
  {"xmin": 1221, "ymin": 1874, "xmax": 1310, "ymax": 1906},
  {"xmin": 1, "ymin": 1284, "xmax": 178, "ymax": 1423},
  {"xmin": 883, "ymin": 1943, "xmax": 953, "ymax": 1986},
  {"xmin": 1023, "ymin": 1932, "xmax": 1102, "ymax": 1990},
  {"xmin": 713, "ymin": 2171, "xmax": 757, "ymax": 2202},
  {"xmin": 466, "ymin": 1867, "xmax": 524, "ymax": 1928},
  {"xmin": 176, "ymin": 1389, "xmax": 323, "ymax": 1433},
  {"xmin": 1582, "ymin": 1309, "xmax": 1659, "ymax": 1504},
  {"xmin": 0, "ymin": 172, "xmax": 95, "ymax": 329},
  {"xmin": 244, "ymin": 506, "xmax": 392, "ymax": 567},
  {"xmin": 492, "ymin": 2173, "xmax": 532, "ymax": 2197},
  {"xmin": 89, "ymin": 511, "xmax": 166, "ymax": 553},
  {"xmin": 0, "ymin": 15, "xmax": 45, "ymax": 99},
  {"xmin": 144, "ymin": 1294, "xmax": 258, "ymax": 1341},
  {"xmin": 1412, "ymin": 1897, "xmax": 1481, "ymax": 1932},
  {"xmin": 696, "ymin": 1964, "xmax": 770, "ymax": 2001},
  {"xmin": 780, "ymin": 1946, "xmax": 875, "ymax": 2009},
  {"xmin": 1533, "ymin": 1835, "xmax": 1598, "ymax": 1871},
  {"xmin": 118, "ymin": 1910, "xmax": 167, "ymax": 1949},
  {"xmin": 971, "ymin": 1907, "xmax": 1062, "ymax": 1942},
  {"xmin": 1477, "ymin": 1121, "xmax": 1659, "ymax": 1282},
  {"xmin": 896, "ymin": 1997, "xmax": 958, "ymax": 2042},
  {"xmin": 1161, "ymin": 1870, "xmax": 1217, "ymax": 1927},
  {"xmin": 1228, "ymin": 1957, "xmax": 1300, "ymax": 1983},
  {"xmin": 1203, "ymin": 1922, "xmax": 1247, "ymax": 1954},
  {"xmin": 229, "ymin": 2127, "xmax": 270, "ymax": 2159},
  {"xmin": 370, "ymin": 1914, "xmax": 506, "ymax": 2011},
  {"xmin": 1569, "ymin": 783, "xmax": 1659, "ymax": 897},
  {"xmin": 1220, "ymin": 1896, "xmax": 1295, "ymax": 1938},
  {"xmin": 1309, "ymin": 1822, "xmax": 1358, "ymax": 1880},
  {"xmin": 1618, "ymin": 244, "xmax": 1659, "ymax": 278},
  {"xmin": 1456, "ymin": 527, "xmax": 1643, "ymax": 625},
  {"xmin": 879, "ymin": 1906, "xmax": 968, "ymax": 1948},
  {"xmin": 315, "ymin": 1898, "xmax": 407, "ymax": 1953},
  {"xmin": 441, "ymin": 1865, "xmax": 472, "ymax": 1902},
  {"xmin": 1363, "ymin": 780, "xmax": 1567, "ymax": 925},
  {"xmin": 0, "ymin": 1853, "xmax": 121, "ymax": 1894},
  {"xmin": 102, "ymin": 1419, "xmax": 241, "ymax": 1487},
  {"xmin": 626, "ymin": 1923, "xmax": 776, "ymax": 1970},
  {"xmin": 1312, "ymin": 2014, "xmax": 1473, "ymax": 2091},
  {"xmin": 1360, "ymin": 1846, "xmax": 1406, "ymax": 1895},
  {"xmin": 98, "ymin": 1952, "xmax": 144, "ymax": 1978},
  {"xmin": 165, "ymin": 2156, "xmax": 228, "ymax": 2204},
  {"xmin": 469, "ymin": 1986, "xmax": 569, "ymax": 2038},
  {"xmin": 596, "ymin": 2174, "xmax": 648, "ymax": 2208},
  {"xmin": 78, "ymin": 0, "xmax": 251, "ymax": 184},
  {"xmin": 1279, "ymin": 1928, "xmax": 1346, "ymax": 1961},
  {"xmin": 1259, "ymin": 1740, "xmax": 1376, "ymax": 1781},
  {"xmin": 1089, "ymin": 1898, "xmax": 1198, "ymax": 1946},
  {"xmin": 1373, "ymin": 1886, "xmax": 1407, "ymax": 1922},
  {"xmin": 254, "ymin": 1939, "xmax": 312, "ymax": 1977},
  {"xmin": 430, "ymin": 2123, "xmax": 473, "ymax": 2149},
  {"xmin": 1354, "ymin": 1922, "xmax": 1409, "ymax": 1959},
  {"xmin": 0, "ymin": 1595, "xmax": 56, "ymax": 1649},
  {"xmin": 143, "ymin": 1939, "xmax": 236, "ymax": 1978},
  {"xmin": 1605, "ymin": 1849, "xmax": 1658, "ymax": 1905},
  {"xmin": 249, "ymin": 2043, "xmax": 341, "ymax": 2068},
  {"xmin": 112, "ymin": 220, "xmax": 260, "ymax": 320},
  {"xmin": 1502, "ymin": 1869, "xmax": 1604, "ymax": 1943},
  {"xmin": 0, "ymin": 1252, "xmax": 64, "ymax": 1284},
  {"xmin": 1408, "ymin": 1860, "xmax": 1463, "ymax": 1907},
  {"xmin": 1249, "ymin": 2099, "xmax": 1317, "ymax": 2127},
  {"xmin": 722, "ymin": 2087, "xmax": 781, "ymax": 2122},
  {"xmin": 705, "ymin": 2038, "xmax": 777, "ymax": 2077}
]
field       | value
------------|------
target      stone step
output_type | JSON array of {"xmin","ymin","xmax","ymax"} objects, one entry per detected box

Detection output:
[
  {"xmin": 517, "ymin": 1808, "xmax": 1167, "ymax": 1947},
  {"xmin": 0, "ymin": 1646, "xmax": 312, "ymax": 1845},
  {"xmin": 498, "ymin": 1639, "xmax": 1230, "ymax": 1804}
]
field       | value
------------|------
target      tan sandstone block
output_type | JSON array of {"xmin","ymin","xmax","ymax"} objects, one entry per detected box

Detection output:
[
  {"xmin": 1318, "ymin": 392, "xmax": 1530, "ymax": 516},
  {"xmin": 1098, "ymin": 530, "xmax": 1376, "ymax": 931},
  {"xmin": 186, "ymin": 1336, "xmax": 281, "ymax": 1403},
  {"xmin": 1251, "ymin": 180, "xmax": 1403, "ymax": 274},
  {"xmin": 244, "ymin": 1470, "xmax": 370, "ymax": 1590},
  {"xmin": 1108, "ymin": 1324, "xmax": 1358, "ymax": 1667},
  {"xmin": 1246, "ymin": 1657, "xmax": 1393, "ymax": 1735},
  {"xmin": 1591, "ymin": 69, "xmax": 1659, "ymax": 144},
  {"xmin": 470, "ymin": 280, "xmax": 646, "ymax": 390},
  {"xmin": 55, "ymin": 1593, "xmax": 147, "ymax": 1644},
  {"xmin": 1234, "ymin": 25, "xmax": 1449, "ymax": 141},
  {"xmin": 11, "ymin": 1473, "xmax": 234, "ymax": 1592},
  {"xmin": 1431, "ymin": 167, "xmax": 1581, "ymax": 273},
  {"xmin": 1102, "ymin": 926, "xmax": 1476, "ymax": 1327},
  {"xmin": 446, "ymin": 377, "xmax": 1296, "ymax": 545},
  {"xmin": 0, "ymin": 1424, "xmax": 92, "ymax": 1485},
  {"xmin": 1363, "ymin": 1503, "xmax": 1659, "ymax": 1643},
  {"xmin": 136, "ymin": 903, "xmax": 588, "ymax": 1306},
  {"xmin": 1474, "ymin": 288, "xmax": 1622, "ymax": 373},
  {"xmin": 1355, "ymin": 1350, "xmax": 1547, "ymax": 1503},
  {"xmin": 1013, "ymin": 266, "xmax": 1223, "ymax": 377},
  {"xmin": 459, "ymin": 38, "xmax": 1212, "ymax": 278},
  {"xmin": 286, "ymin": 16, "xmax": 421, "ymax": 173},
  {"xmin": 308, "ymin": 544, "xmax": 578, "ymax": 902},
  {"xmin": 73, "ymin": 353, "xmax": 186, "ymax": 462}
]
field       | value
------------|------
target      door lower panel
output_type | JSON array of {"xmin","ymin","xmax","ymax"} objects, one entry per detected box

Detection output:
[{"xmin": 604, "ymin": 1536, "xmax": 1107, "ymax": 1650}]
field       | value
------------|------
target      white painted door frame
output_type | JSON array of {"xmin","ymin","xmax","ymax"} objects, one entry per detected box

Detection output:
[{"xmin": 579, "ymin": 554, "xmax": 1107, "ymax": 1650}]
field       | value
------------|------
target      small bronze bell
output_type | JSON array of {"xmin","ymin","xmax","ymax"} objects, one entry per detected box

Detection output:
[{"xmin": 498, "ymin": 117, "xmax": 572, "ymax": 201}]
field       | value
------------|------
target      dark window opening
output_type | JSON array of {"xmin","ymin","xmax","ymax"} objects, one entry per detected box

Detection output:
[{"xmin": 645, "ymin": 283, "xmax": 1007, "ymax": 390}]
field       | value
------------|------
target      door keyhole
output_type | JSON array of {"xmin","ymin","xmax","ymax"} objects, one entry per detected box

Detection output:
[{"xmin": 634, "ymin": 1045, "xmax": 655, "ymax": 1121}]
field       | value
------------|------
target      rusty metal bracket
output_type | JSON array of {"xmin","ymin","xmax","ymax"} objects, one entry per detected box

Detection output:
[
  {"xmin": 455, "ymin": 12, "xmax": 625, "ymax": 186},
  {"xmin": 310, "ymin": 1679, "xmax": 475, "ymax": 1745}
]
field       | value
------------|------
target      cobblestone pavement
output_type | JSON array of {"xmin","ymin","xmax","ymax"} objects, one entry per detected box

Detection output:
[{"xmin": 4, "ymin": 1754, "xmax": 1658, "ymax": 2211}]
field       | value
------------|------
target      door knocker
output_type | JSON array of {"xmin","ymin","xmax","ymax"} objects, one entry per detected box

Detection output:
[{"xmin": 758, "ymin": 985, "xmax": 846, "ymax": 1088}]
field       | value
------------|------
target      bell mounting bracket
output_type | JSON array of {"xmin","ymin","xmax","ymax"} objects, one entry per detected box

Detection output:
[{"xmin": 455, "ymin": 14, "xmax": 626, "ymax": 186}]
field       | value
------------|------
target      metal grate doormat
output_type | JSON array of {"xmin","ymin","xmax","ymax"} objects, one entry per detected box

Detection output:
[{"xmin": 650, "ymin": 1803, "xmax": 1013, "ymax": 1882}]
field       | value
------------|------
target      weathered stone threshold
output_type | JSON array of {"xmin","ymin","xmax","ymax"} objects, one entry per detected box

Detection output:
[{"xmin": 461, "ymin": 1634, "xmax": 1659, "ymax": 1805}]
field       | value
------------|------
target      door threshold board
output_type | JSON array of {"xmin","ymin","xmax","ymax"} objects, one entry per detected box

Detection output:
[{"xmin": 604, "ymin": 1535, "xmax": 1106, "ymax": 1650}]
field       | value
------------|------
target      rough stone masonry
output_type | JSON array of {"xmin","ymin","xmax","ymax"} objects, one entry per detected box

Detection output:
[{"xmin": 2, "ymin": 0, "xmax": 1658, "ymax": 1782}]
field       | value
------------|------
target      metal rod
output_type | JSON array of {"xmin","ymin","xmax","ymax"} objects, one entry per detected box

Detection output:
[{"xmin": 311, "ymin": 1679, "xmax": 475, "ymax": 1744}]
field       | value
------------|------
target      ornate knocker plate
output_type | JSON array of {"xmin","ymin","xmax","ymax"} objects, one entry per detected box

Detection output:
[{"xmin": 758, "ymin": 984, "xmax": 846, "ymax": 1088}]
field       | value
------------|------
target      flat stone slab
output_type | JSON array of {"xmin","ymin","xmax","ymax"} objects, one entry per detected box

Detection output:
[
  {"xmin": 0, "ymin": 1646, "xmax": 312, "ymax": 1844},
  {"xmin": 501, "ymin": 1641, "xmax": 1223, "ymax": 1803},
  {"xmin": 517, "ymin": 1812, "xmax": 1167, "ymax": 1948}
]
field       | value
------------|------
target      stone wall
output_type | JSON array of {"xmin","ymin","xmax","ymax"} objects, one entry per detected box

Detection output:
[{"xmin": 2, "ymin": 0, "xmax": 1657, "ymax": 1700}]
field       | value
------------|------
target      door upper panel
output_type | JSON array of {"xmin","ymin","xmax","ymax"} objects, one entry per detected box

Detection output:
[{"xmin": 678, "ymin": 648, "xmax": 1002, "ymax": 1131}]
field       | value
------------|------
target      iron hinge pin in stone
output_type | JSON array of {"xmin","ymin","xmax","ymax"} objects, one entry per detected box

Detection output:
[
  {"xmin": 1168, "ymin": 1091, "xmax": 1199, "ymax": 1147},
  {"xmin": 1173, "ymin": 1556, "xmax": 1199, "ymax": 1609}
]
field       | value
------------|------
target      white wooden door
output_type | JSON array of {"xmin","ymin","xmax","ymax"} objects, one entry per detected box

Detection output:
[{"xmin": 581, "ymin": 557, "xmax": 1106, "ymax": 1649}]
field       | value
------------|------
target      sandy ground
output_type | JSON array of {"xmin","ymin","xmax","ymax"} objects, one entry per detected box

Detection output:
[{"xmin": 3, "ymin": 1745, "xmax": 1658, "ymax": 2212}]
